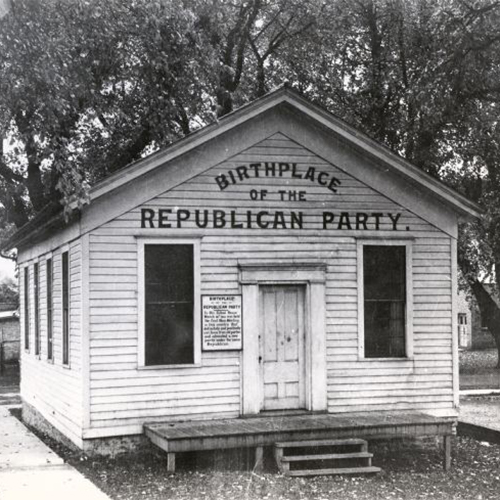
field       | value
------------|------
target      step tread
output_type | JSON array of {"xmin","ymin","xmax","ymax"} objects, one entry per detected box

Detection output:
[
  {"xmin": 281, "ymin": 452, "xmax": 373, "ymax": 462},
  {"xmin": 276, "ymin": 438, "xmax": 368, "ymax": 448},
  {"xmin": 285, "ymin": 466, "xmax": 381, "ymax": 477}
]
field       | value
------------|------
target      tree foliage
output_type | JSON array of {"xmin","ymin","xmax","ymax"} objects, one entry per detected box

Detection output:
[
  {"xmin": 2, "ymin": 0, "xmax": 500, "ymax": 359},
  {"xmin": 0, "ymin": 276, "xmax": 18, "ymax": 307}
]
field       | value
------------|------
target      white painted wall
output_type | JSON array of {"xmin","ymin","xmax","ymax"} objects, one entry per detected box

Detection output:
[
  {"xmin": 19, "ymin": 240, "xmax": 83, "ymax": 446},
  {"xmin": 85, "ymin": 133, "xmax": 456, "ymax": 436}
]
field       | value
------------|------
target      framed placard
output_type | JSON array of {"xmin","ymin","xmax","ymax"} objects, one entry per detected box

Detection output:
[{"xmin": 202, "ymin": 295, "xmax": 243, "ymax": 351}]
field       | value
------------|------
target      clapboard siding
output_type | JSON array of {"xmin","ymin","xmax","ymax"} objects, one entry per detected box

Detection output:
[
  {"xmin": 85, "ymin": 133, "xmax": 455, "ymax": 431},
  {"xmin": 19, "ymin": 242, "xmax": 83, "ymax": 446},
  {"xmin": 91, "ymin": 367, "xmax": 240, "ymax": 384}
]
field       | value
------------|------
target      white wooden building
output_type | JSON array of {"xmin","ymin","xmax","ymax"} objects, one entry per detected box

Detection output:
[{"xmin": 5, "ymin": 88, "xmax": 481, "ymax": 460}]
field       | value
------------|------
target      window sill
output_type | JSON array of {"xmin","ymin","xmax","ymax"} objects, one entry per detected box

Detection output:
[{"xmin": 138, "ymin": 363, "xmax": 201, "ymax": 370}]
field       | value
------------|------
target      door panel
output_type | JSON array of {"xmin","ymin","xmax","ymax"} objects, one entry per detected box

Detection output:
[{"xmin": 260, "ymin": 285, "xmax": 306, "ymax": 410}]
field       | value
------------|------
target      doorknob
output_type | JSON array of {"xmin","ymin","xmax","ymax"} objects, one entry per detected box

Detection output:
[{"xmin": 258, "ymin": 356, "xmax": 262, "ymax": 363}]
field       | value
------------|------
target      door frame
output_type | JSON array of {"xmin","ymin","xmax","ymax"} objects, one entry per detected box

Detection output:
[{"xmin": 239, "ymin": 261, "xmax": 327, "ymax": 415}]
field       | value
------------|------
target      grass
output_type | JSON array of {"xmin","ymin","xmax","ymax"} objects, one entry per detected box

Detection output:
[
  {"xmin": 459, "ymin": 349, "xmax": 498, "ymax": 374},
  {"xmin": 459, "ymin": 348, "xmax": 500, "ymax": 389}
]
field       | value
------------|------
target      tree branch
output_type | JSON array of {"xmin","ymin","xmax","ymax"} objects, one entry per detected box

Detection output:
[{"xmin": 0, "ymin": 157, "xmax": 25, "ymax": 185}]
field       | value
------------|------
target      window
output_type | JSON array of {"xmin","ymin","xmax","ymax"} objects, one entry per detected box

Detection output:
[
  {"xmin": 141, "ymin": 242, "xmax": 197, "ymax": 366},
  {"xmin": 34, "ymin": 262, "xmax": 40, "ymax": 356},
  {"xmin": 62, "ymin": 251, "xmax": 69, "ymax": 365},
  {"xmin": 24, "ymin": 267, "xmax": 29, "ymax": 350},
  {"xmin": 47, "ymin": 258, "xmax": 53, "ymax": 360},
  {"xmin": 458, "ymin": 313, "xmax": 467, "ymax": 326},
  {"xmin": 359, "ymin": 242, "xmax": 412, "ymax": 359}
]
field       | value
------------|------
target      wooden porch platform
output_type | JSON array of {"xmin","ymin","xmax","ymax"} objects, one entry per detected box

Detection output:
[{"xmin": 144, "ymin": 411, "xmax": 455, "ymax": 472}]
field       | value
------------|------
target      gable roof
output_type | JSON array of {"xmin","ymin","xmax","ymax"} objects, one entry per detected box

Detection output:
[
  {"xmin": 4, "ymin": 85, "xmax": 482, "ymax": 252},
  {"xmin": 89, "ymin": 86, "xmax": 482, "ymax": 217}
]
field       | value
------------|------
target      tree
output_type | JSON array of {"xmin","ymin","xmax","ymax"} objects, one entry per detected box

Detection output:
[
  {"xmin": 277, "ymin": 0, "xmax": 500, "ymax": 365},
  {"xmin": 2, "ymin": 0, "xmax": 500, "ymax": 362},
  {"xmin": 0, "ymin": 276, "xmax": 18, "ymax": 307},
  {"xmin": 0, "ymin": 0, "xmax": 318, "ymax": 239},
  {"xmin": 0, "ymin": 0, "xmax": 217, "ymax": 234}
]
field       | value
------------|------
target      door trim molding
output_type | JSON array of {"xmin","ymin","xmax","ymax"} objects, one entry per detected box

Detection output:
[
  {"xmin": 239, "ymin": 261, "xmax": 327, "ymax": 415},
  {"xmin": 240, "ymin": 261, "xmax": 326, "ymax": 284}
]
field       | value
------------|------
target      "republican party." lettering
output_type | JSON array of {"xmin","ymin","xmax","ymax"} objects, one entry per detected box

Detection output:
[{"xmin": 140, "ymin": 208, "xmax": 407, "ymax": 231}]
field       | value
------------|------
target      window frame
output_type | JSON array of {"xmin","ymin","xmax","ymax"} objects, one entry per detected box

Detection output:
[
  {"xmin": 62, "ymin": 250, "xmax": 70, "ymax": 366},
  {"xmin": 137, "ymin": 238, "xmax": 201, "ymax": 369},
  {"xmin": 357, "ymin": 239, "xmax": 414, "ymax": 360},
  {"xmin": 34, "ymin": 261, "xmax": 40, "ymax": 357},
  {"xmin": 23, "ymin": 266, "xmax": 30, "ymax": 352},
  {"xmin": 46, "ymin": 257, "xmax": 53, "ymax": 361}
]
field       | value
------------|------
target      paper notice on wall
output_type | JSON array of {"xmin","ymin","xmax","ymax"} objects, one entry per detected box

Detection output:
[{"xmin": 202, "ymin": 295, "xmax": 242, "ymax": 351}]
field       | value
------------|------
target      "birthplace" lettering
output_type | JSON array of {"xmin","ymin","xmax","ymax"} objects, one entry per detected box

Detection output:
[{"xmin": 214, "ymin": 162, "xmax": 342, "ymax": 193}]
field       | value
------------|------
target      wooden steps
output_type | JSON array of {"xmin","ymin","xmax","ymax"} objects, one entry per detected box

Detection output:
[{"xmin": 274, "ymin": 438, "xmax": 381, "ymax": 476}]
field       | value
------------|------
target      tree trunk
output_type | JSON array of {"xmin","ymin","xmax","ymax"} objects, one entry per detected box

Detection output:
[
  {"xmin": 255, "ymin": 59, "xmax": 266, "ymax": 97},
  {"xmin": 470, "ymin": 281, "xmax": 500, "ymax": 368}
]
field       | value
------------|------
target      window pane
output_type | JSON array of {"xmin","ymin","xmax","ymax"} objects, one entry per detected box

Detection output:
[
  {"xmin": 364, "ymin": 245, "xmax": 406, "ymax": 358},
  {"xmin": 364, "ymin": 301, "xmax": 405, "ymax": 357},
  {"xmin": 364, "ymin": 245, "xmax": 405, "ymax": 300},
  {"xmin": 145, "ymin": 244, "xmax": 194, "ymax": 365},
  {"xmin": 145, "ymin": 245, "xmax": 193, "ymax": 301},
  {"xmin": 145, "ymin": 303, "xmax": 193, "ymax": 365}
]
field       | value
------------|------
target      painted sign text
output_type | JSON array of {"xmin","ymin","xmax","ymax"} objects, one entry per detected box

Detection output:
[
  {"xmin": 215, "ymin": 162, "xmax": 342, "ymax": 195},
  {"xmin": 141, "ymin": 208, "xmax": 407, "ymax": 231}
]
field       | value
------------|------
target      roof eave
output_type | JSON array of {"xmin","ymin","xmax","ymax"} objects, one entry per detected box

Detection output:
[
  {"xmin": 89, "ymin": 85, "xmax": 482, "ymax": 221},
  {"xmin": 88, "ymin": 87, "xmax": 295, "ymax": 203},
  {"xmin": 3, "ymin": 86, "xmax": 482, "ymax": 252},
  {"xmin": 278, "ymin": 93, "xmax": 483, "ymax": 221},
  {"xmin": 2, "ymin": 207, "xmax": 79, "ymax": 253}
]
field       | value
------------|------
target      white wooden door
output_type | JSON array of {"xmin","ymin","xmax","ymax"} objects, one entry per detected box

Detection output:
[{"xmin": 260, "ymin": 285, "xmax": 306, "ymax": 410}]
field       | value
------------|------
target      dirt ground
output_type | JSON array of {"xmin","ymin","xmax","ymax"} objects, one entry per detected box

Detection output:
[
  {"xmin": 18, "ymin": 429, "xmax": 500, "ymax": 500},
  {"xmin": 4, "ymin": 357, "xmax": 500, "ymax": 499}
]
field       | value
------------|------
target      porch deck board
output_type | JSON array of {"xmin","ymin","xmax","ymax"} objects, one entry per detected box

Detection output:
[{"xmin": 144, "ymin": 411, "xmax": 455, "ymax": 454}]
